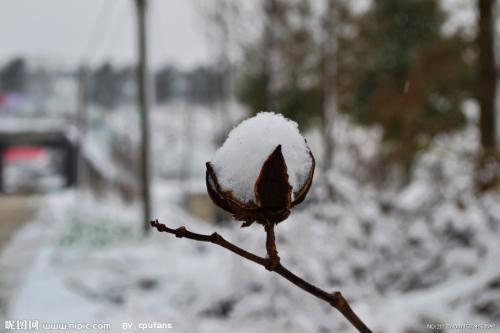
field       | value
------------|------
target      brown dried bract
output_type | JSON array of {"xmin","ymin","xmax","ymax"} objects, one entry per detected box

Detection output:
[{"xmin": 206, "ymin": 144, "xmax": 315, "ymax": 225}]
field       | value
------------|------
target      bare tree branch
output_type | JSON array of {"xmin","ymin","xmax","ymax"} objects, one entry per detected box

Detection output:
[{"xmin": 150, "ymin": 219, "xmax": 373, "ymax": 333}]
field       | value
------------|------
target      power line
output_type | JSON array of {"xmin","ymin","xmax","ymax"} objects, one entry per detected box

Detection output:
[
  {"xmin": 80, "ymin": 0, "xmax": 119, "ymax": 64},
  {"xmin": 97, "ymin": 1, "xmax": 130, "ymax": 63}
]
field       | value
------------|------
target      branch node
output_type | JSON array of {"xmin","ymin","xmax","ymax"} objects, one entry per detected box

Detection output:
[
  {"xmin": 264, "ymin": 257, "xmax": 281, "ymax": 271},
  {"xmin": 329, "ymin": 291, "xmax": 342, "ymax": 307},
  {"xmin": 210, "ymin": 232, "xmax": 222, "ymax": 243},
  {"xmin": 175, "ymin": 226, "xmax": 187, "ymax": 238}
]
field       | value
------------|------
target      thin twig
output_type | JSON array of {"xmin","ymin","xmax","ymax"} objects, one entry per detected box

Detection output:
[
  {"xmin": 264, "ymin": 221, "xmax": 280, "ymax": 270},
  {"xmin": 150, "ymin": 220, "xmax": 373, "ymax": 333}
]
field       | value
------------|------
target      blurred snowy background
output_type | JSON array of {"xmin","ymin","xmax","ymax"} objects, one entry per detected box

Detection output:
[{"xmin": 0, "ymin": 0, "xmax": 499, "ymax": 332}]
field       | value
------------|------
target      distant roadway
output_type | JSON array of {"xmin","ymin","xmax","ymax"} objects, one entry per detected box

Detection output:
[{"xmin": 0, "ymin": 195, "xmax": 38, "ymax": 251}]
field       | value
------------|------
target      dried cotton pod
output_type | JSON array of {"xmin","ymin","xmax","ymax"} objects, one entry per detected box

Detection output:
[{"xmin": 206, "ymin": 112, "xmax": 315, "ymax": 226}]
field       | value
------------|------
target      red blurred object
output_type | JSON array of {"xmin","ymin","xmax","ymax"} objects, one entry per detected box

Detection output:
[{"xmin": 2, "ymin": 146, "xmax": 45, "ymax": 161}]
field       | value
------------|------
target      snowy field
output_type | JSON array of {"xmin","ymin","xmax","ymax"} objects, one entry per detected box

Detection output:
[{"xmin": 1, "ymin": 107, "xmax": 500, "ymax": 333}]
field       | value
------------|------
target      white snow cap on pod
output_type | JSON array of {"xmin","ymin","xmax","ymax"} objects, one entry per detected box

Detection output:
[{"xmin": 211, "ymin": 112, "xmax": 313, "ymax": 204}]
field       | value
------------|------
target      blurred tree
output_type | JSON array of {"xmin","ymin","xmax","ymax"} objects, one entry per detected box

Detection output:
[
  {"xmin": 336, "ymin": 0, "xmax": 474, "ymax": 178},
  {"xmin": 476, "ymin": 0, "xmax": 497, "ymax": 152},
  {"xmin": 115, "ymin": 67, "xmax": 136, "ymax": 104},
  {"xmin": 185, "ymin": 66, "xmax": 227, "ymax": 105},
  {"xmin": 237, "ymin": 0, "xmax": 322, "ymax": 129},
  {"xmin": 475, "ymin": 0, "xmax": 498, "ymax": 191},
  {"xmin": 91, "ymin": 63, "xmax": 122, "ymax": 109},
  {"xmin": 206, "ymin": 0, "xmax": 238, "ymax": 143},
  {"xmin": 155, "ymin": 65, "xmax": 232, "ymax": 105},
  {"xmin": 319, "ymin": 0, "xmax": 352, "ymax": 198},
  {"xmin": 236, "ymin": 0, "xmax": 477, "ymax": 185},
  {"xmin": 155, "ymin": 66, "xmax": 176, "ymax": 104},
  {"xmin": 0, "ymin": 57, "xmax": 26, "ymax": 93}
]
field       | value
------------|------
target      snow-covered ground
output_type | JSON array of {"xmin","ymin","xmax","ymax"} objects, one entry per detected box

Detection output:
[{"xmin": 1, "ymin": 106, "xmax": 500, "ymax": 333}]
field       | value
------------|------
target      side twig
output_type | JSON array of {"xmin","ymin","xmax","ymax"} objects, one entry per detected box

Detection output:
[{"xmin": 150, "ymin": 220, "xmax": 373, "ymax": 333}]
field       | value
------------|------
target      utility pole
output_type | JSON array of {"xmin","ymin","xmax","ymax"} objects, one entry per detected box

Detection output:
[{"xmin": 135, "ymin": 0, "xmax": 152, "ymax": 234}]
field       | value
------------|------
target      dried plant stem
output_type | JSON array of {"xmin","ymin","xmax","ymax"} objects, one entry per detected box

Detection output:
[
  {"xmin": 150, "ymin": 220, "xmax": 373, "ymax": 333},
  {"xmin": 264, "ymin": 222, "xmax": 280, "ymax": 270}
]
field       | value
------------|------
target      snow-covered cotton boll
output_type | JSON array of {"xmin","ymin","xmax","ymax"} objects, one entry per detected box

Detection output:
[{"xmin": 206, "ymin": 112, "xmax": 315, "ymax": 226}]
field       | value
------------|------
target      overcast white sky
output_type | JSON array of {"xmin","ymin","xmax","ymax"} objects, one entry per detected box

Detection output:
[
  {"xmin": 0, "ymin": 0, "xmax": 211, "ymax": 69},
  {"xmin": 0, "ymin": 0, "xmax": 478, "ymax": 71}
]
